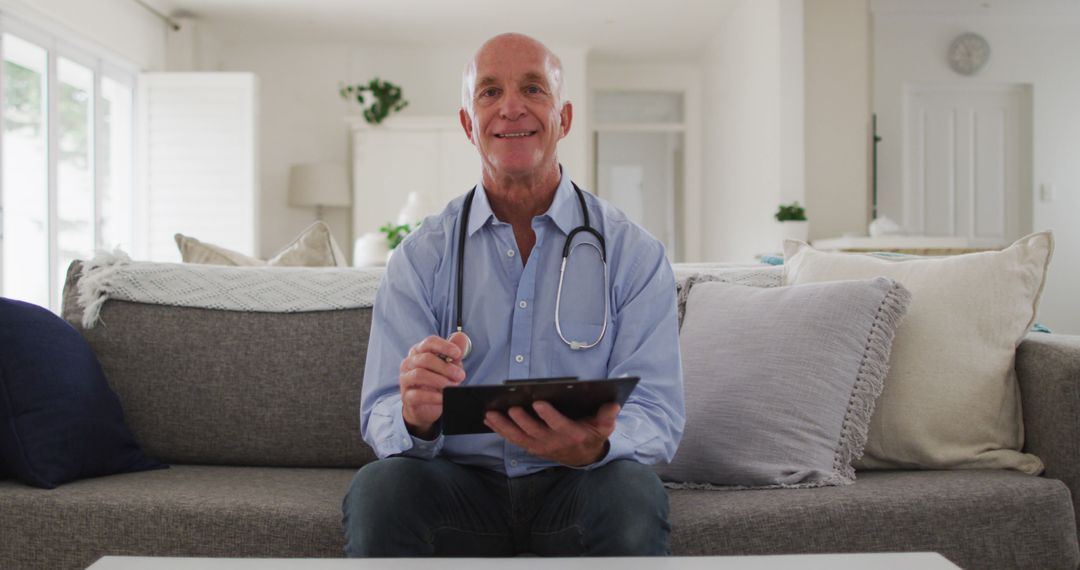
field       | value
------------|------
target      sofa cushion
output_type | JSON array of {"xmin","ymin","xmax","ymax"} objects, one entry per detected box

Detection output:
[
  {"xmin": 784, "ymin": 232, "xmax": 1053, "ymax": 473},
  {"xmin": 1, "ymin": 466, "xmax": 1073, "ymax": 570},
  {"xmin": 0, "ymin": 298, "xmax": 165, "ymax": 489},
  {"xmin": 62, "ymin": 264, "xmax": 376, "ymax": 468},
  {"xmin": 266, "ymin": 220, "xmax": 349, "ymax": 267},
  {"xmin": 176, "ymin": 221, "xmax": 348, "ymax": 267},
  {"xmin": 670, "ymin": 470, "xmax": 1079, "ymax": 570},
  {"xmin": 658, "ymin": 278, "xmax": 910, "ymax": 489},
  {"xmin": 0, "ymin": 465, "xmax": 355, "ymax": 570},
  {"xmin": 173, "ymin": 234, "xmax": 265, "ymax": 266}
]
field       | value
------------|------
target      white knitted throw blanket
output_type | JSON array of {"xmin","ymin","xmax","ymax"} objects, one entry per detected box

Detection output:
[
  {"xmin": 77, "ymin": 251, "xmax": 384, "ymax": 328},
  {"xmin": 76, "ymin": 253, "xmax": 781, "ymax": 329},
  {"xmin": 671, "ymin": 263, "xmax": 784, "ymax": 326},
  {"xmin": 672, "ymin": 262, "xmax": 782, "ymax": 286}
]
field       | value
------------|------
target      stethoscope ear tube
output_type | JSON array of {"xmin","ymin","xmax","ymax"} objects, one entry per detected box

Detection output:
[
  {"xmin": 455, "ymin": 183, "xmax": 608, "ymax": 356},
  {"xmin": 554, "ymin": 241, "xmax": 609, "ymax": 350},
  {"xmin": 563, "ymin": 226, "xmax": 606, "ymax": 261}
]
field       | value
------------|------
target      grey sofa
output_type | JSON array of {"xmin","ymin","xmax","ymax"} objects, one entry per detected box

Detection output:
[{"xmin": 1, "ymin": 262, "xmax": 1078, "ymax": 569}]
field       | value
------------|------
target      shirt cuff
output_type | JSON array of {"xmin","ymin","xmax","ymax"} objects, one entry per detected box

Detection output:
[
  {"xmin": 569, "ymin": 421, "xmax": 635, "ymax": 470},
  {"xmin": 383, "ymin": 399, "xmax": 444, "ymax": 459}
]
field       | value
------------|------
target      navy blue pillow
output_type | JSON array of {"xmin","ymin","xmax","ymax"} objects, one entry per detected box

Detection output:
[{"xmin": 0, "ymin": 297, "xmax": 165, "ymax": 488}]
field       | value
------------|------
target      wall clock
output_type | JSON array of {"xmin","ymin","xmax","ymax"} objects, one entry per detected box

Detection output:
[{"xmin": 948, "ymin": 33, "xmax": 991, "ymax": 76}]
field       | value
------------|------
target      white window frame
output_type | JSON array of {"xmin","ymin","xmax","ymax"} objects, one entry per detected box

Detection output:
[{"xmin": 0, "ymin": 10, "xmax": 139, "ymax": 310}]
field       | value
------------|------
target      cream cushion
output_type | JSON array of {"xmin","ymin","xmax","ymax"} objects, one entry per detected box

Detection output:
[
  {"xmin": 783, "ymin": 232, "xmax": 1053, "ymax": 474},
  {"xmin": 265, "ymin": 221, "xmax": 348, "ymax": 267},
  {"xmin": 176, "ymin": 221, "xmax": 348, "ymax": 268},
  {"xmin": 174, "ymin": 236, "xmax": 265, "ymax": 266}
]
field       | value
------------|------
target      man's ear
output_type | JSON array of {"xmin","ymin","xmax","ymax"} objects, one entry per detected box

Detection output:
[
  {"xmin": 459, "ymin": 108, "xmax": 476, "ymax": 145},
  {"xmin": 559, "ymin": 101, "xmax": 573, "ymax": 139}
]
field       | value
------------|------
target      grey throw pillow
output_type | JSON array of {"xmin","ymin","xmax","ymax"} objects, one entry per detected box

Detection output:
[{"xmin": 657, "ymin": 277, "xmax": 911, "ymax": 489}]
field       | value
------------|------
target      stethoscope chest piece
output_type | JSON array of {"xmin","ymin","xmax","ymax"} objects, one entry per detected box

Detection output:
[{"xmin": 458, "ymin": 330, "xmax": 473, "ymax": 360}]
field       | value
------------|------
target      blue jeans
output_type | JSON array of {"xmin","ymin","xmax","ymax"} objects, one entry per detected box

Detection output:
[{"xmin": 341, "ymin": 457, "xmax": 670, "ymax": 557}]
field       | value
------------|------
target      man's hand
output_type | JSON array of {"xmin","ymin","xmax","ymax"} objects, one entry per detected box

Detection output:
[
  {"xmin": 399, "ymin": 333, "xmax": 470, "ymax": 439},
  {"xmin": 484, "ymin": 401, "xmax": 619, "ymax": 467}
]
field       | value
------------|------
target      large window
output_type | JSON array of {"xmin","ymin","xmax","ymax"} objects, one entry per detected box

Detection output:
[{"xmin": 0, "ymin": 17, "xmax": 136, "ymax": 311}]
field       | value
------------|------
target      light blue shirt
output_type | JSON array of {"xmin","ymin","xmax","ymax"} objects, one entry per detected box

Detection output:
[{"xmin": 360, "ymin": 172, "xmax": 684, "ymax": 477}]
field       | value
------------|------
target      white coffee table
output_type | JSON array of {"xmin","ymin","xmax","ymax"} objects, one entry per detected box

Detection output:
[{"xmin": 87, "ymin": 553, "xmax": 960, "ymax": 569}]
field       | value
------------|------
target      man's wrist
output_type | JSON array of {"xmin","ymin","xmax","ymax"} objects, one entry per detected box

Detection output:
[
  {"xmin": 594, "ymin": 439, "xmax": 611, "ymax": 463},
  {"xmin": 569, "ymin": 439, "xmax": 610, "ymax": 467},
  {"xmin": 404, "ymin": 417, "xmax": 439, "ymax": 441}
]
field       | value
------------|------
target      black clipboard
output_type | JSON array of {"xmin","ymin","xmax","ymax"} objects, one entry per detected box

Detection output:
[{"xmin": 441, "ymin": 376, "xmax": 639, "ymax": 435}]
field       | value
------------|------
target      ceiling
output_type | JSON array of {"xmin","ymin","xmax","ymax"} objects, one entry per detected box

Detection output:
[{"xmin": 146, "ymin": 0, "xmax": 737, "ymax": 60}]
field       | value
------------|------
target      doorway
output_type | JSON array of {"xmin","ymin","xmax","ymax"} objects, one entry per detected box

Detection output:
[{"xmin": 592, "ymin": 91, "xmax": 685, "ymax": 260}]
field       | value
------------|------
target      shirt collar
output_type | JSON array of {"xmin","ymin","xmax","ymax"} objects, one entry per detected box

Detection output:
[
  {"xmin": 466, "ymin": 181, "xmax": 496, "ymax": 236},
  {"xmin": 467, "ymin": 168, "xmax": 579, "ymax": 237}
]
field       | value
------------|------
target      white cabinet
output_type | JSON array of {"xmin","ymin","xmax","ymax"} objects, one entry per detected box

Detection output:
[{"xmin": 348, "ymin": 116, "xmax": 480, "ymax": 244}]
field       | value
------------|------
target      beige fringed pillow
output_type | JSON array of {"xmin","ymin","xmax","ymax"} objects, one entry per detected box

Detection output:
[
  {"xmin": 783, "ymin": 232, "xmax": 1053, "ymax": 474},
  {"xmin": 176, "ymin": 221, "xmax": 348, "ymax": 267}
]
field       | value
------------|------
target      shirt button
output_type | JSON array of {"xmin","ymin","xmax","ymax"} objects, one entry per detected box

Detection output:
[
  {"xmin": 402, "ymin": 437, "xmax": 410, "ymax": 446},
  {"xmin": 511, "ymin": 460, "xmax": 518, "ymax": 467},
  {"xmin": 507, "ymin": 249, "xmax": 515, "ymax": 257},
  {"xmin": 518, "ymin": 300, "xmax": 528, "ymax": 309},
  {"xmin": 515, "ymin": 354, "xmax": 524, "ymax": 363}
]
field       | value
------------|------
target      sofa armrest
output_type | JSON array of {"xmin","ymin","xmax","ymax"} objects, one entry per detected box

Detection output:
[{"xmin": 1017, "ymin": 332, "xmax": 1080, "ymax": 536}]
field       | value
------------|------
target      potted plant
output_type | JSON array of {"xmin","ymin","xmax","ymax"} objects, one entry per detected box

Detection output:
[
  {"xmin": 775, "ymin": 201, "xmax": 809, "ymax": 242},
  {"xmin": 379, "ymin": 222, "xmax": 414, "ymax": 250},
  {"xmin": 339, "ymin": 78, "xmax": 409, "ymax": 125}
]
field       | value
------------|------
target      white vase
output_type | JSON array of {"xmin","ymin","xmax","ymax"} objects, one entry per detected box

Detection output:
[
  {"xmin": 353, "ymin": 232, "xmax": 389, "ymax": 267},
  {"xmin": 780, "ymin": 220, "xmax": 809, "ymax": 243},
  {"xmin": 396, "ymin": 192, "xmax": 427, "ymax": 226}
]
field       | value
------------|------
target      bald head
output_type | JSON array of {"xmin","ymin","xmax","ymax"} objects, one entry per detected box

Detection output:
[{"xmin": 460, "ymin": 33, "xmax": 566, "ymax": 119}]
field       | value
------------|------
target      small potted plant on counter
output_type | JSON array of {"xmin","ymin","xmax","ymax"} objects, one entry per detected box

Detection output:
[{"xmin": 775, "ymin": 201, "xmax": 808, "ymax": 242}]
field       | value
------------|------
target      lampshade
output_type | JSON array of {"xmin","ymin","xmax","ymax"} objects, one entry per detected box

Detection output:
[{"xmin": 288, "ymin": 162, "xmax": 351, "ymax": 208}]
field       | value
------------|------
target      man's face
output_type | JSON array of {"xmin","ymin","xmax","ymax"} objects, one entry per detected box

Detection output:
[{"xmin": 460, "ymin": 38, "xmax": 572, "ymax": 180}]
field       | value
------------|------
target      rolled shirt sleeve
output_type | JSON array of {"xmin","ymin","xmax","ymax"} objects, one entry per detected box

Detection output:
[
  {"xmin": 360, "ymin": 233, "xmax": 447, "ymax": 460},
  {"xmin": 580, "ymin": 238, "xmax": 685, "ymax": 469}
]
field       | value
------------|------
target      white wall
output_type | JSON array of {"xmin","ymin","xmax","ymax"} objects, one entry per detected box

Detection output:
[
  {"xmin": 167, "ymin": 16, "xmax": 222, "ymax": 71},
  {"xmin": 216, "ymin": 41, "xmax": 588, "ymax": 259},
  {"xmin": 701, "ymin": 0, "xmax": 805, "ymax": 262},
  {"xmin": 804, "ymin": 0, "xmax": 870, "ymax": 241},
  {"xmin": 0, "ymin": 0, "xmax": 166, "ymax": 70},
  {"xmin": 873, "ymin": 1, "xmax": 1080, "ymax": 333}
]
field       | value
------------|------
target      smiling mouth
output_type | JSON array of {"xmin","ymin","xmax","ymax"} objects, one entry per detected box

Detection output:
[{"xmin": 494, "ymin": 131, "xmax": 537, "ymax": 139}]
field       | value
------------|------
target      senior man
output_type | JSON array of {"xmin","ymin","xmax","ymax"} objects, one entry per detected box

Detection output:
[{"xmin": 342, "ymin": 33, "xmax": 684, "ymax": 557}]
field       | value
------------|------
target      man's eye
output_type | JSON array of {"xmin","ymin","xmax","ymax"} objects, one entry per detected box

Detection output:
[
  {"xmin": 480, "ymin": 87, "xmax": 499, "ymax": 98},
  {"xmin": 525, "ymin": 85, "xmax": 544, "ymax": 95}
]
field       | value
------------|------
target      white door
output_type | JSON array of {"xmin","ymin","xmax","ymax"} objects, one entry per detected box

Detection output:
[{"xmin": 903, "ymin": 84, "xmax": 1032, "ymax": 242}]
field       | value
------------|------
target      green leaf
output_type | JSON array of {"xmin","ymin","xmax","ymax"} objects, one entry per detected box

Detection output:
[
  {"xmin": 774, "ymin": 201, "xmax": 807, "ymax": 222},
  {"xmin": 341, "ymin": 78, "xmax": 408, "ymax": 125}
]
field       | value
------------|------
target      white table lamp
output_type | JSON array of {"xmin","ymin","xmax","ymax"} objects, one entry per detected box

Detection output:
[{"xmin": 288, "ymin": 162, "xmax": 351, "ymax": 220}]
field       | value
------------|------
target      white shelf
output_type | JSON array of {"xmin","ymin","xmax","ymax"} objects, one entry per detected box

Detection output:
[{"xmin": 811, "ymin": 235, "xmax": 1008, "ymax": 251}]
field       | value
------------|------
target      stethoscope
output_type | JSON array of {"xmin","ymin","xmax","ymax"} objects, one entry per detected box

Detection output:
[{"xmin": 452, "ymin": 183, "xmax": 609, "ymax": 360}]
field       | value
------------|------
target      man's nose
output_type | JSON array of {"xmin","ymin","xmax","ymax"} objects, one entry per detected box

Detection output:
[{"xmin": 498, "ymin": 90, "xmax": 527, "ymax": 120}]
